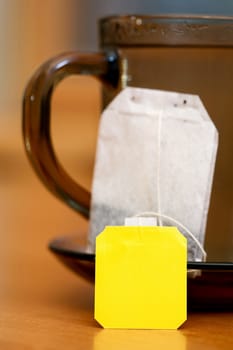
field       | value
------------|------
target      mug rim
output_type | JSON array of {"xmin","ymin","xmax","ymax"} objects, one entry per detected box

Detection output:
[{"xmin": 99, "ymin": 14, "xmax": 233, "ymax": 47}]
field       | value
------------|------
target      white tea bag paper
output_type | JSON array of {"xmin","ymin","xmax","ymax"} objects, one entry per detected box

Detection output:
[{"xmin": 89, "ymin": 87, "xmax": 218, "ymax": 261}]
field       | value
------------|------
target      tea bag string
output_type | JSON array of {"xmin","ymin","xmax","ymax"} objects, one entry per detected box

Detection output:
[
  {"xmin": 134, "ymin": 211, "xmax": 207, "ymax": 261},
  {"xmin": 136, "ymin": 108, "xmax": 207, "ymax": 261},
  {"xmin": 156, "ymin": 109, "xmax": 163, "ymax": 226}
]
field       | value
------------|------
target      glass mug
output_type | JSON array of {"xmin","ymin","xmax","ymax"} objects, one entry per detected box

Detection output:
[{"xmin": 23, "ymin": 15, "xmax": 233, "ymax": 262}]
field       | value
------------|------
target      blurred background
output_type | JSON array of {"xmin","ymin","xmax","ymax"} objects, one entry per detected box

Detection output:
[{"xmin": 1, "ymin": 0, "xmax": 233, "ymax": 119}]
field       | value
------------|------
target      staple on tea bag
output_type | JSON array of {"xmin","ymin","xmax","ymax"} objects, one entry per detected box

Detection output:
[{"xmin": 89, "ymin": 87, "xmax": 218, "ymax": 261}]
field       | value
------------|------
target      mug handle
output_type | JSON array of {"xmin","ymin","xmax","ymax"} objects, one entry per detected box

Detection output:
[{"xmin": 22, "ymin": 51, "xmax": 119, "ymax": 218}]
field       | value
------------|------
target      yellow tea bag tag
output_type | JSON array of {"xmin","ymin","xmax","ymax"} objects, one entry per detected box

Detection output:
[{"xmin": 95, "ymin": 226, "xmax": 187, "ymax": 329}]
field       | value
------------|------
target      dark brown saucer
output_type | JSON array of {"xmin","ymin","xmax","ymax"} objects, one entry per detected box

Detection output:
[{"xmin": 49, "ymin": 233, "xmax": 233, "ymax": 311}]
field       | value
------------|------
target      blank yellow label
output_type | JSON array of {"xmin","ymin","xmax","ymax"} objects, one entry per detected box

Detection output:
[{"xmin": 95, "ymin": 226, "xmax": 187, "ymax": 329}]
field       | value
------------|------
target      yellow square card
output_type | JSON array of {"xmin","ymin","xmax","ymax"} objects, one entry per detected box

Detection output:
[{"xmin": 95, "ymin": 226, "xmax": 187, "ymax": 329}]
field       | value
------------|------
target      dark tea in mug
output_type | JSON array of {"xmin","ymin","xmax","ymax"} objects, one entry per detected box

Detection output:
[{"xmin": 23, "ymin": 15, "xmax": 233, "ymax": 261}]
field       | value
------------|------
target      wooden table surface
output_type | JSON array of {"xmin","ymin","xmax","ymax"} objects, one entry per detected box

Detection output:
[{"xmin": 0, "ymin": 78, "xmax": 232, "ymax": 349}]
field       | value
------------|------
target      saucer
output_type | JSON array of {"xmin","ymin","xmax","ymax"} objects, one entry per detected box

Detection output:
[{"xmin": 49, "ymin": 233, "xmax": 233, "ymax": 311}]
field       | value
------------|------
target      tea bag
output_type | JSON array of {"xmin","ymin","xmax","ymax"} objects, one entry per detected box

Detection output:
[{"xmin": 89, "ymin": 87, "xmax": 218, "ymax": 261}]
